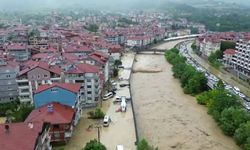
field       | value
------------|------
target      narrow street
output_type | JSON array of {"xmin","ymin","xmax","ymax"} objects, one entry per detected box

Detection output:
[{"xmin": 186, "ymin": 42, "xmax": 250, "ymax": 97}]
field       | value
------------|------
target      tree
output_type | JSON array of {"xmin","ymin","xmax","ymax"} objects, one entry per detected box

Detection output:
[
  {"xmin": 83, "ymin": 139, "xmax": 106, "ymax": 150},
  {"xmin": 12, "ymin": 104, "xmax": 34, "ymax": 122},
  {"xmin": 219, "ymin": 107, "xmax": 249, "ymax": 136},
  {"xmin": 88, "ymin": 108, "xmax": 105, "ymax": 119},
  {"xmin": 208, "ymin": 90, "xmax": 241, "ymax": 122},
  {"xmin": 234, "ymin": 122, "xmax": 250, "ymax": 146},
  {"xmin": 114, "ymin": 60, "xmax": 122, "ymax": 68},
  {"xmin": 137, "ymin": 139, "xmax": 158, "ymax": 150},
  {"xmin": 208, "ymin": 50, "xmax": 221, "ymax": 68},
  {"xmin": 183, "ymin": 72, "xmax": 208, "ymax": 95},
  {"xmin": 113, "ymin": 68, "xmax": 119, "ymax": 77},
  {"xmin": 196, "ymin": 91, "xmax": 211, "ymax": 105},
  {"xmin": 86, "ymin": 24, "xmax": 99, "ymax": 33},
  {"xmin": 215, "ymin": 79, "xmax": 225, "ymax": 90},
  {"xmin": 220, "ymin": 41, "xmax": 236, "ymax": 54}
]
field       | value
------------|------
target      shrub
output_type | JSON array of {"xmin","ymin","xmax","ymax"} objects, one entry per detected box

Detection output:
[
  {"xmin": 83, "ymin": 139, "xmax": 106, "ymax": 150},
  {"xmin": 88, "ymin": 108, "xmax": 105, "ymax": 119}
]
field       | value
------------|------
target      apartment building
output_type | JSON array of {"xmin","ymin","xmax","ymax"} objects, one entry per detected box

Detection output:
[
  {"xmin": 64, "ymin": 63, "xmax": 101, "ymax": 108},
  {"xmin": 232, "ymin": 39, "xmax": 250, "ymax": 78},
  {"xmin": 16, "ymin": 62, "xmax": 62, "ymax": 103},
  {"xmin": 0, "ymin": 60, "xmax": 19, "ymax": 103},
  {"xmin": 7, "ymin": 43, "xmax": 30, "ymax": 61},
  {"xmin": 200, "ymin": 37, "xmax": 221, "ymax": 57}
]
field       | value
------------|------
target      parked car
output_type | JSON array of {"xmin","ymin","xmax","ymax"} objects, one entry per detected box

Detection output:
[
  {"xmin": 243, "ymin": 97, "xmax": 250, "ymax": 102},
  {"xmin": 112, "ymin": 82, "xmax": 117, "ymax": 86},
  {"xmin": 238, "ymin": 93, "xmax": 246, "ymax": 98},
  {"xmin": 103, "ymin": 92, "xmax": 114, "ymax": 100},
  {"xmin": 103, "ymin": 115, "xmax": 111, "ymax": 127},
  {"xmin": 118, "ymin": 65, "xmax": 124, "ymax": 69},
  {"xmin": 119, "ymin": 83, "xmax": 130, "ymax": 87},
  {"xmin": 116, "ymin": 145, "xmax": 124, "ymax": 150}
]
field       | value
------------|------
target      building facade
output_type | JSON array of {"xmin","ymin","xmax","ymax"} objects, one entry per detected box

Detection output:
[
  {"xmin": 16, "ymin": 62, "xmax": 62, "ymax": 103},
  {"xmin": 0, "ymin": 60, "xmax": 19, "ymax": 103},
  {"xmin": 232, "ymin": 39, "xmax": 250, "ymax": 78},
  {"xmin": 33, "ymin": 83, "xmax": 81, "ymax": 124}
]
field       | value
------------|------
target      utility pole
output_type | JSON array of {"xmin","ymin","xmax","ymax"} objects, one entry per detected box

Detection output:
[{"xmin": 95, "ymin": 122, "xmax": 102, "ymax": 143}]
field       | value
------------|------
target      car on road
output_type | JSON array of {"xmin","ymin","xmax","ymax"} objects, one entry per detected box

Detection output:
[
  {"xmin": 119, "ymin": 83, "xmax": 130, "ymax": 87},
  {"xmin": 238, "ymin": 93, "xmax": 246, "ymax": 98},
  {"xmin": 103, "ymin": 92, "xmax": 114, "ymax": 100},
  {"xmin": 118, "ymin": 65, "xmax": 125, "ymax": 69},
  {"xmin": 103, "ymin": 115, "xmax": 111, "ymax": 127},
  {"xmin": 243, "ymin": 97, "xmax": 250, "ymax": 102},
  {"xmin": 112, "ymin": 82, "xmax": 117, "ymax": 86},
  {"xmin": 116, "ymin": 145, "xmax": 124, "ymax": 150}
]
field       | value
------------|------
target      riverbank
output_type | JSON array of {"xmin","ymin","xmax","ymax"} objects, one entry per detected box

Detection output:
[{"xmin": 131, "ymin": 54, "xmax": 239, "ymax": 150}]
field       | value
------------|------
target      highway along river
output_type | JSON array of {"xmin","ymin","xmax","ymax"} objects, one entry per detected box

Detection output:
[{"xmin": 130, "ymin": 41, "xmax": 239, "ymax": 150}]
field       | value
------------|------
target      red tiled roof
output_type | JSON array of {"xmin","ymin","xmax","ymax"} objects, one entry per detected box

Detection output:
[
  {"xmin": 89, "ymin": 51, "xmax": 109, "ymax": 65},
  {"xmin": 66, "ymin": 63, "xmax": 99, "ymax": 74},
  {"xmin": 18, "ymin": 61, "xmax": 62, "ymax": 76},
  {"xmin": 34, "ymin": 83, "xmax": 81, "ymax": 94},
  {"xmin": 0, "ymin": 122, "xmax": 45, "ymax": 150},
  {"xmin": 25, "ymin": 102, "xmax": 75, "ymax": 124},
  {"xmin": 224, "ymin": 49, "xmax": 236, "ymax": 55}
]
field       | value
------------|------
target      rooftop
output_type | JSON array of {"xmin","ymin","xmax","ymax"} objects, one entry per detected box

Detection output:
[{"xmin": 25, "ymin": 102, "xmax": 75, "ymax": 124}]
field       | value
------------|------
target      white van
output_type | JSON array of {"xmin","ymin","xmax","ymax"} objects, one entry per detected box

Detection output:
[
  {"xmin": 116, "ymin": 145, "xmax": 124, "ymax": 150},
  {"xmin": 121, "ymin": 97, "xmax": 127, "ymax": 112},
  {"xmin": 103, "ymin": 115, "xmax": 110, "ymax": 127}
]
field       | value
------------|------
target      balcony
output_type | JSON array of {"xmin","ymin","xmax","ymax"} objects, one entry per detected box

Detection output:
[{"xmin": 16, "ymin": 79, "xmax": 29, "ymax": 83}]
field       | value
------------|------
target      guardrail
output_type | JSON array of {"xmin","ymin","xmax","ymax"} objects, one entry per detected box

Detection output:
[{"xmin": 128, "ymin": 54, "xmax": 140, "ymax": 145}]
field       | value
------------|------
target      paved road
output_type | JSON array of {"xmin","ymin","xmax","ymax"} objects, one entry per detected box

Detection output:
[{"xmin": 186, "ymin": 42, "xmax": 250, "ymax": 97}]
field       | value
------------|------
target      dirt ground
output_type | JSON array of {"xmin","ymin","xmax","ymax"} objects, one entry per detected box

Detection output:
[{"xmin": 131, "ymin": 54, "xmax": 239, "ymax": 150}]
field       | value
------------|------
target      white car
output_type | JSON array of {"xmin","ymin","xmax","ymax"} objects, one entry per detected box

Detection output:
[
  {"xmin": 103, "ymin": 92, "xmax": 114, "ymax": 100},
  {"xmin": 116, "ymin": 145, "xmax": 124, "ymax": 150},
  {"xmin": 103, "ymin": 115, "xmax": 110, "ymax": 127},
  {"xmin": 239, "ymin": 93, "xmax": 246, "ymax": 98}
]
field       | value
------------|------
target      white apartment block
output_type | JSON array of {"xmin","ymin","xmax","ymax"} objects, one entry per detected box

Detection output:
[{"xmin": 232, "ymin": 39, "xmax": 250, "ymax": 78}]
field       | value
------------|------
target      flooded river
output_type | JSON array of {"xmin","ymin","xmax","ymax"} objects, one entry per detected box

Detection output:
[{"xmin": 131, "ymin": 54, "xmax": 239, "ymax": 150}]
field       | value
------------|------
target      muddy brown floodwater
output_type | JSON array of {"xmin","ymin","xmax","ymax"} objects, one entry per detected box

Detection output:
[{"xmin": 131, "ymin": 54, "xmax": 240, "ymax": 150}]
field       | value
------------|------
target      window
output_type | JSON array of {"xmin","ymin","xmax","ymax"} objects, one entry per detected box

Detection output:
[
  {"xmin": 37, "ymin": 75, "xmax": 40, "ymax": 79},
  {"xmin": 6, "ymin": 75, "xmax": 11, "ymax": 78},
  {"xmin": 53, "ymin": 132, "xmax": 60, "ymax": 138},
  {"xmin": 87, "ymin": 85, "xmax": 91, "ymax": 88},
  {"xmin": 21, "ymin": 89, "xmax": 29, "ymax": 93},
  {"xmin": 86, "ymin": 79, "xmax": 91, "ymax": 82},
  {"xmin": 44, "ymin": 74, "xmax": 48, "ymax": 78},
  {"xmin": 87, "ymin": 91, "xmax": 92, "ymax": 94}
]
